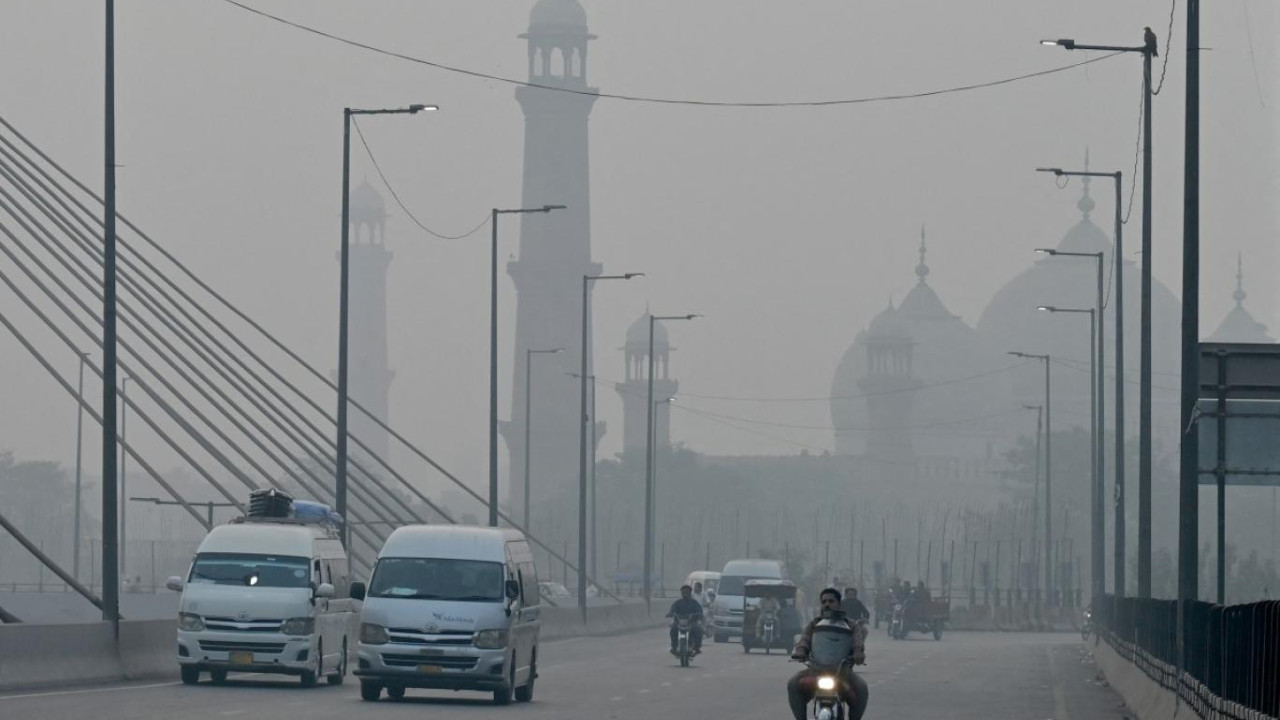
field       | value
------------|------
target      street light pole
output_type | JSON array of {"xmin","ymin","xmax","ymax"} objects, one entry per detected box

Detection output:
[
  {"xmin": 337, "ymin": 103, "xmax": 435, "ymax": 546},
  {"xmin": 579, "ymin": 274, "xmax": 641, "ymax": 617},
  {"xmin": 103, "ymin": 0, "xmax": 120, "ymax": 636},
  {"xmin": 523, "ymin": 348, "xmax": 563, "ymax": 531},
  {"xmin": 645, "ymin": 313, "xmax": 698, "ymax": 612},
  {"xmin": 1039, "ymin": 172, "xmax": 1121, "ymax": 594},
  {"xmin": 1044, "ymin": 29, "xmax": 1160, "ymax": 600},
  {"xmin": 1037, "ymin": 307, "xmax": 1098, "ymax": 599},
  {"xmin": 1011, "ymin": 352, "xmax": 1051, "ymax": 606},
  {"xmin": 488, "ymin": 204, "xmax": 565, "ymax": 528},
  {"xmin": 1024, "ymin": 403, "xmax": 1043, "ymax": 595}
]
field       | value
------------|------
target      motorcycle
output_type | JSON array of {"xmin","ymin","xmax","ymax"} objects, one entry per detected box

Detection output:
[
  {"xmin": 797, "ymin": 618, "xmax": 862, "ymax": 720},
  {"xmin": 760, "ymin": 609, "xmax": 777, "ymax": 654},
  {"xmin": 1081, "ymin": 608, "xmax": 1093, "ymax": 642},
  {"xmin": 673, "ymin": 614, "xmax": 699, "ymax": 667},
  {"xmin": 888, "ymin": 603, "xmax": 904, "ymax": 639}
]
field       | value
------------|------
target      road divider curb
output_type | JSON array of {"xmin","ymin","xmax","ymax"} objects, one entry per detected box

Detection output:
[{"xmin": 1091, "ymin": 638, "xmax": 1178, "ymax": 720}]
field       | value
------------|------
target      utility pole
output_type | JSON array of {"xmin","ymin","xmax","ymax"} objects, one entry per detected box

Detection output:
[{"xmin": 74, "ymin": 352, "xmax": 88, "ymax": 581}]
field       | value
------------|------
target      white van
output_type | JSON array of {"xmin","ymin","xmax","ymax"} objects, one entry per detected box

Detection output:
[
  {"xmin": 710, "ymin": 559, "xmax": 787, "ymax": 643},
  {"xmin": 167, "ymin": 516, "xmax": 354, "ymax": 686},
  {"xmin": 350, "ymin": 525, "xmax": 540, "ymax": 705}
]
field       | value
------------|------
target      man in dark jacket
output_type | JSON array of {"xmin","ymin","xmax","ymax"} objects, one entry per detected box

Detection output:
[
  {"xmin": 787, "ymin": 588, "xmax": 869, "ymax": 720},
  {"xmin": 841, "ymin": 587, "xmax": 871, "ymax": 622},
  {"xmin": 666, "ymin": 584, "xmax": 703, "ymax": 653}
]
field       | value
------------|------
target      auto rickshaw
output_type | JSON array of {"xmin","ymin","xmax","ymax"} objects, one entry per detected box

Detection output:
[{"xmin": 741, "ymin": 579, "xmax": 800, "ymax": 654}]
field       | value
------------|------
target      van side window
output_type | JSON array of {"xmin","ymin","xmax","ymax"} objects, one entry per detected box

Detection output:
[{"xmin": 314, "ymin": 559, "xmax": 322, "ymax": 585}]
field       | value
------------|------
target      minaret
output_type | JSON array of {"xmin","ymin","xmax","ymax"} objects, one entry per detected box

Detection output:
[
  {"xmin": 503, "ymin": 0, "xmax": 600, "ymax": 514},
  {"xmin": 348, "ymin": 180, "xmax": 394, "ymax": 463},
  {"xmin": 858, "ymin": 231, "xmax": 924, "ymax": 471},
  {"xmin": 618, "ymin": 311, "xmax": 679, "ymax": 455}
]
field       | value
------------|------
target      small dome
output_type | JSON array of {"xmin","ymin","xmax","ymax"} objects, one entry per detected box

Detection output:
[
  {"xmin": 866, "ymin": 303, "xmax": 911, "ymax": 341},
  {"xmin": 530, "ymin": 0, "xmax": 587, "ymax": 28},
  {"xmin": 350, "ymin": 180, "xmax": 387, "ymax": 222},
  {"xmin": 626, "ymin": 310, "xmax": 669, "ymax": 350}
]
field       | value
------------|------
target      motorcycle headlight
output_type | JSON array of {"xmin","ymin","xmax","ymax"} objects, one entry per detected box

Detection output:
[
  {"xmin": 178, "ymin": 612, "xmax": 205, "ymax": 632},
  {"xmin": 817, "ymin": 676, "xmax": 837, "ymax": 691},
  {"xmin": 473, "ymin": 629, "xmax": 508, "ymax": 650},
  {"xmin": 360, "ymin": 623, "xmax": 389, "ymax": 645},
  {"xmin": 281, "ymin": 617, "xmax": 315, "ymax": 636}
]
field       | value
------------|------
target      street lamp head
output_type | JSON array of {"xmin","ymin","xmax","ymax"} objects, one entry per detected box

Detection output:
[
  {"xmin": 1008, "ymin": 351, "xmax": 1028, "ymax": 358},
  {"xmin": 623, "ymin": 273, "xmax": 644, "ymax": 280},
  {"xmin": 1035, "ymin": 167, "xmax": 1064, "ymax": 176},
  {"xmin": 542, "ymin": 204, "xmax": 567, "ymax": 212},
  {"xmin": 1037, "ymin": 305, "xmax": 1056, "ymax": 313},
  {"xmin": 1022, "ymin": 404, "xmax": 1040, "ymax": 411},
  {"xmin": 408, "ymin": 104, "xmax": 439, "ymax": 114},
  {"xmin": 685, "ymin": 314, "xmax": 701, "ymax": 320},
  {"xmin": 1035, "ymin": 248, "xmax": 1057, "ymax": 255},
  {"xmin": 1041, "ymin": 38, "xmax": 1075, "ymax": 49}
]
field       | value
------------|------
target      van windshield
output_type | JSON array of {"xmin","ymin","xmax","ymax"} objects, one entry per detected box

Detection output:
[
  {"xmin": 369, "ymin": 558, "xmax": 504, "ymax": 602},
  {"xmin": 718, "ymin": 576, "xmax": 771, "ymax": 596},
  {"xmin": 188, "ymin": 552, "xmax": 310, "ymax": 588}
]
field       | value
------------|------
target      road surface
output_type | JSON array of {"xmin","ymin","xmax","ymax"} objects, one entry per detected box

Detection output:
[{"xmin": 0, "ymin": 630, "xmax": 1129, "ymax": 719}]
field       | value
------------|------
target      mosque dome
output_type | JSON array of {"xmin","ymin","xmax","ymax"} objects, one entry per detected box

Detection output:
[
  {"xmin": 626, "ymin": 310, "xmax": 669, "ymax": 351},
  {"xmin": 529, "ymin": 0, "xmax": 587, "ymax": 29},
  {"xmin": 830, "ymin": 228, "xmax": 1001, "ymax": 456},
  {"xmin": 1207, "ymin": 254, "xmax": 1273, "ymax": 343},
  {"xmin": 350, "ymin": 180, "xmax": 387, "ymax": 222}
]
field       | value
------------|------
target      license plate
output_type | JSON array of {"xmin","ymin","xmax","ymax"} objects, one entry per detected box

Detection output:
[
  {"xmin": 229, "ymin": 651, "xmax": 254, "ymax": 666},
  {"xmin": 417, "ymin": 664, "xmax": 443, "ymax": 674}
]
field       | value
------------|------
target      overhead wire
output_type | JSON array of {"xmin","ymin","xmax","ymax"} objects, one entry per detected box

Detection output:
[
  {"xmin": 350, "ymin": 117, "xmax": 489, "ymax": 241},
  {"xmin": 1153, "ymin": 0, "xmax": 1176, "ymax": 95},
  {"xmin": 219, "ymin": 0, "xmax": 1124, "ymax": 109},
  {"xmin": 634, "ymin": 361, "xmax": 1031, "ymax": 403}
]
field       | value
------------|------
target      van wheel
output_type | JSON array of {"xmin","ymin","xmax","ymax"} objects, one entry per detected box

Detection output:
[
  {"xmin": 493, "ymin": 664, "xmax": 515, "ymax": 706},
  {"xmin": 327, "ymin": 641, "xmax": 346, "ymax": 686},
  {"xmin": 300, "ymin": 641, "xmax": 321, "ymax": 688},
  {"xmin": 210, "ymin": 669, "xmax": 228, "ymax": 684},
  {"xmin": 514, "ymin": 653, "xmax": 536, "ymax": 703},
  {"xmin": 360, "ymin": 681, "xmax": 383, "ymax": 701},
  {"xmin": 180, "ymin": 666, "xmax": 200, "ymax": 685}
]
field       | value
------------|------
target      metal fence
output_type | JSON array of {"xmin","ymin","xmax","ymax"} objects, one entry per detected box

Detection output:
[{"xmin": 1094, "ymin": 594, "xmax": 1280, "ymax": 719}]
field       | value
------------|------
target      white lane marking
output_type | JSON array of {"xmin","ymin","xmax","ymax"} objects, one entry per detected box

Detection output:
[
  {"xmin": 637, "ymin": 688, "xmax": 651, "ymax": 694},
  {"xmin": 0, "ymin": 681, "xmax": 179, "ymax": 701},
  {"xmin": 661, "ymin": 682, "xmax": 672, "ymax": 687},
  {"xmin": 610, "ymin": 696, "xmax": 625, "ymax": 702}
]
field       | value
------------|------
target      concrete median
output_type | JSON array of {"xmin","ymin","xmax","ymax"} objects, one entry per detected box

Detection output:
[
  {"xmin": 1092, "ymin": 638, "xmax": 1181, "ymax": 720},
  {"xmin": 2, "ymin": 604, "xmax": 661, "ymax": 692}
]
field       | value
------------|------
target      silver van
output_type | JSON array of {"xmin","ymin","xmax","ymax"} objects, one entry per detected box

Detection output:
[
  {"xmin": 351, "ymin": 525, "xmax": 541, "ymax": 705},
  {"xmin": 710, "ymin": 558, "xmax": 787, "ymax": 643}
]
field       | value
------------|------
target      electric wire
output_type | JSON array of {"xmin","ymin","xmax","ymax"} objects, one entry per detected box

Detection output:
[
  {"xmin": 219, "ymin": 0, "xmax": 1124, "ymax": 109},
  {"xmin": 351, "ymin": 117, "xmax": 490, "ymax": 241},
  {"xmin": 1153, "ymin": 0, "xmax": 1176, "ymax": 96}
]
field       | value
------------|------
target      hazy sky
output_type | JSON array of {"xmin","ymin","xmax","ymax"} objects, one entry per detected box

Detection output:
[{"xmin": 1, "ymin": 1, "xmax": 1276, "ymax": 498}]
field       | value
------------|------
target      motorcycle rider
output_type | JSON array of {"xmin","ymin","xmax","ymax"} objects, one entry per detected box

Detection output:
[
  {"xmin": 666, "ymin": 584, "xmax": 704, "ymax": 655},
  {"xmin": 787, "ymin": 588, "xmax": 869, "ymax": 720},
  {"xmin": 756, "ymin": 592, "xmax": 783, "ymax": 639},
  {"xmin": 841, "ymin": 587, "xmax": 871, "ymax": 623}
]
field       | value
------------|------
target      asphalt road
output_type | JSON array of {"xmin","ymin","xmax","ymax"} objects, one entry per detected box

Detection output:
[{"xmin": 0, "ymin": 630, "xmax": 1130, "ymax": 719}]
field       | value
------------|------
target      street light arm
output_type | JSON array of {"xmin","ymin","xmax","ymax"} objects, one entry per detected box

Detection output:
[{"xmin": 348, "ymin": 105, "xmax": 438, "ymax": 116}]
